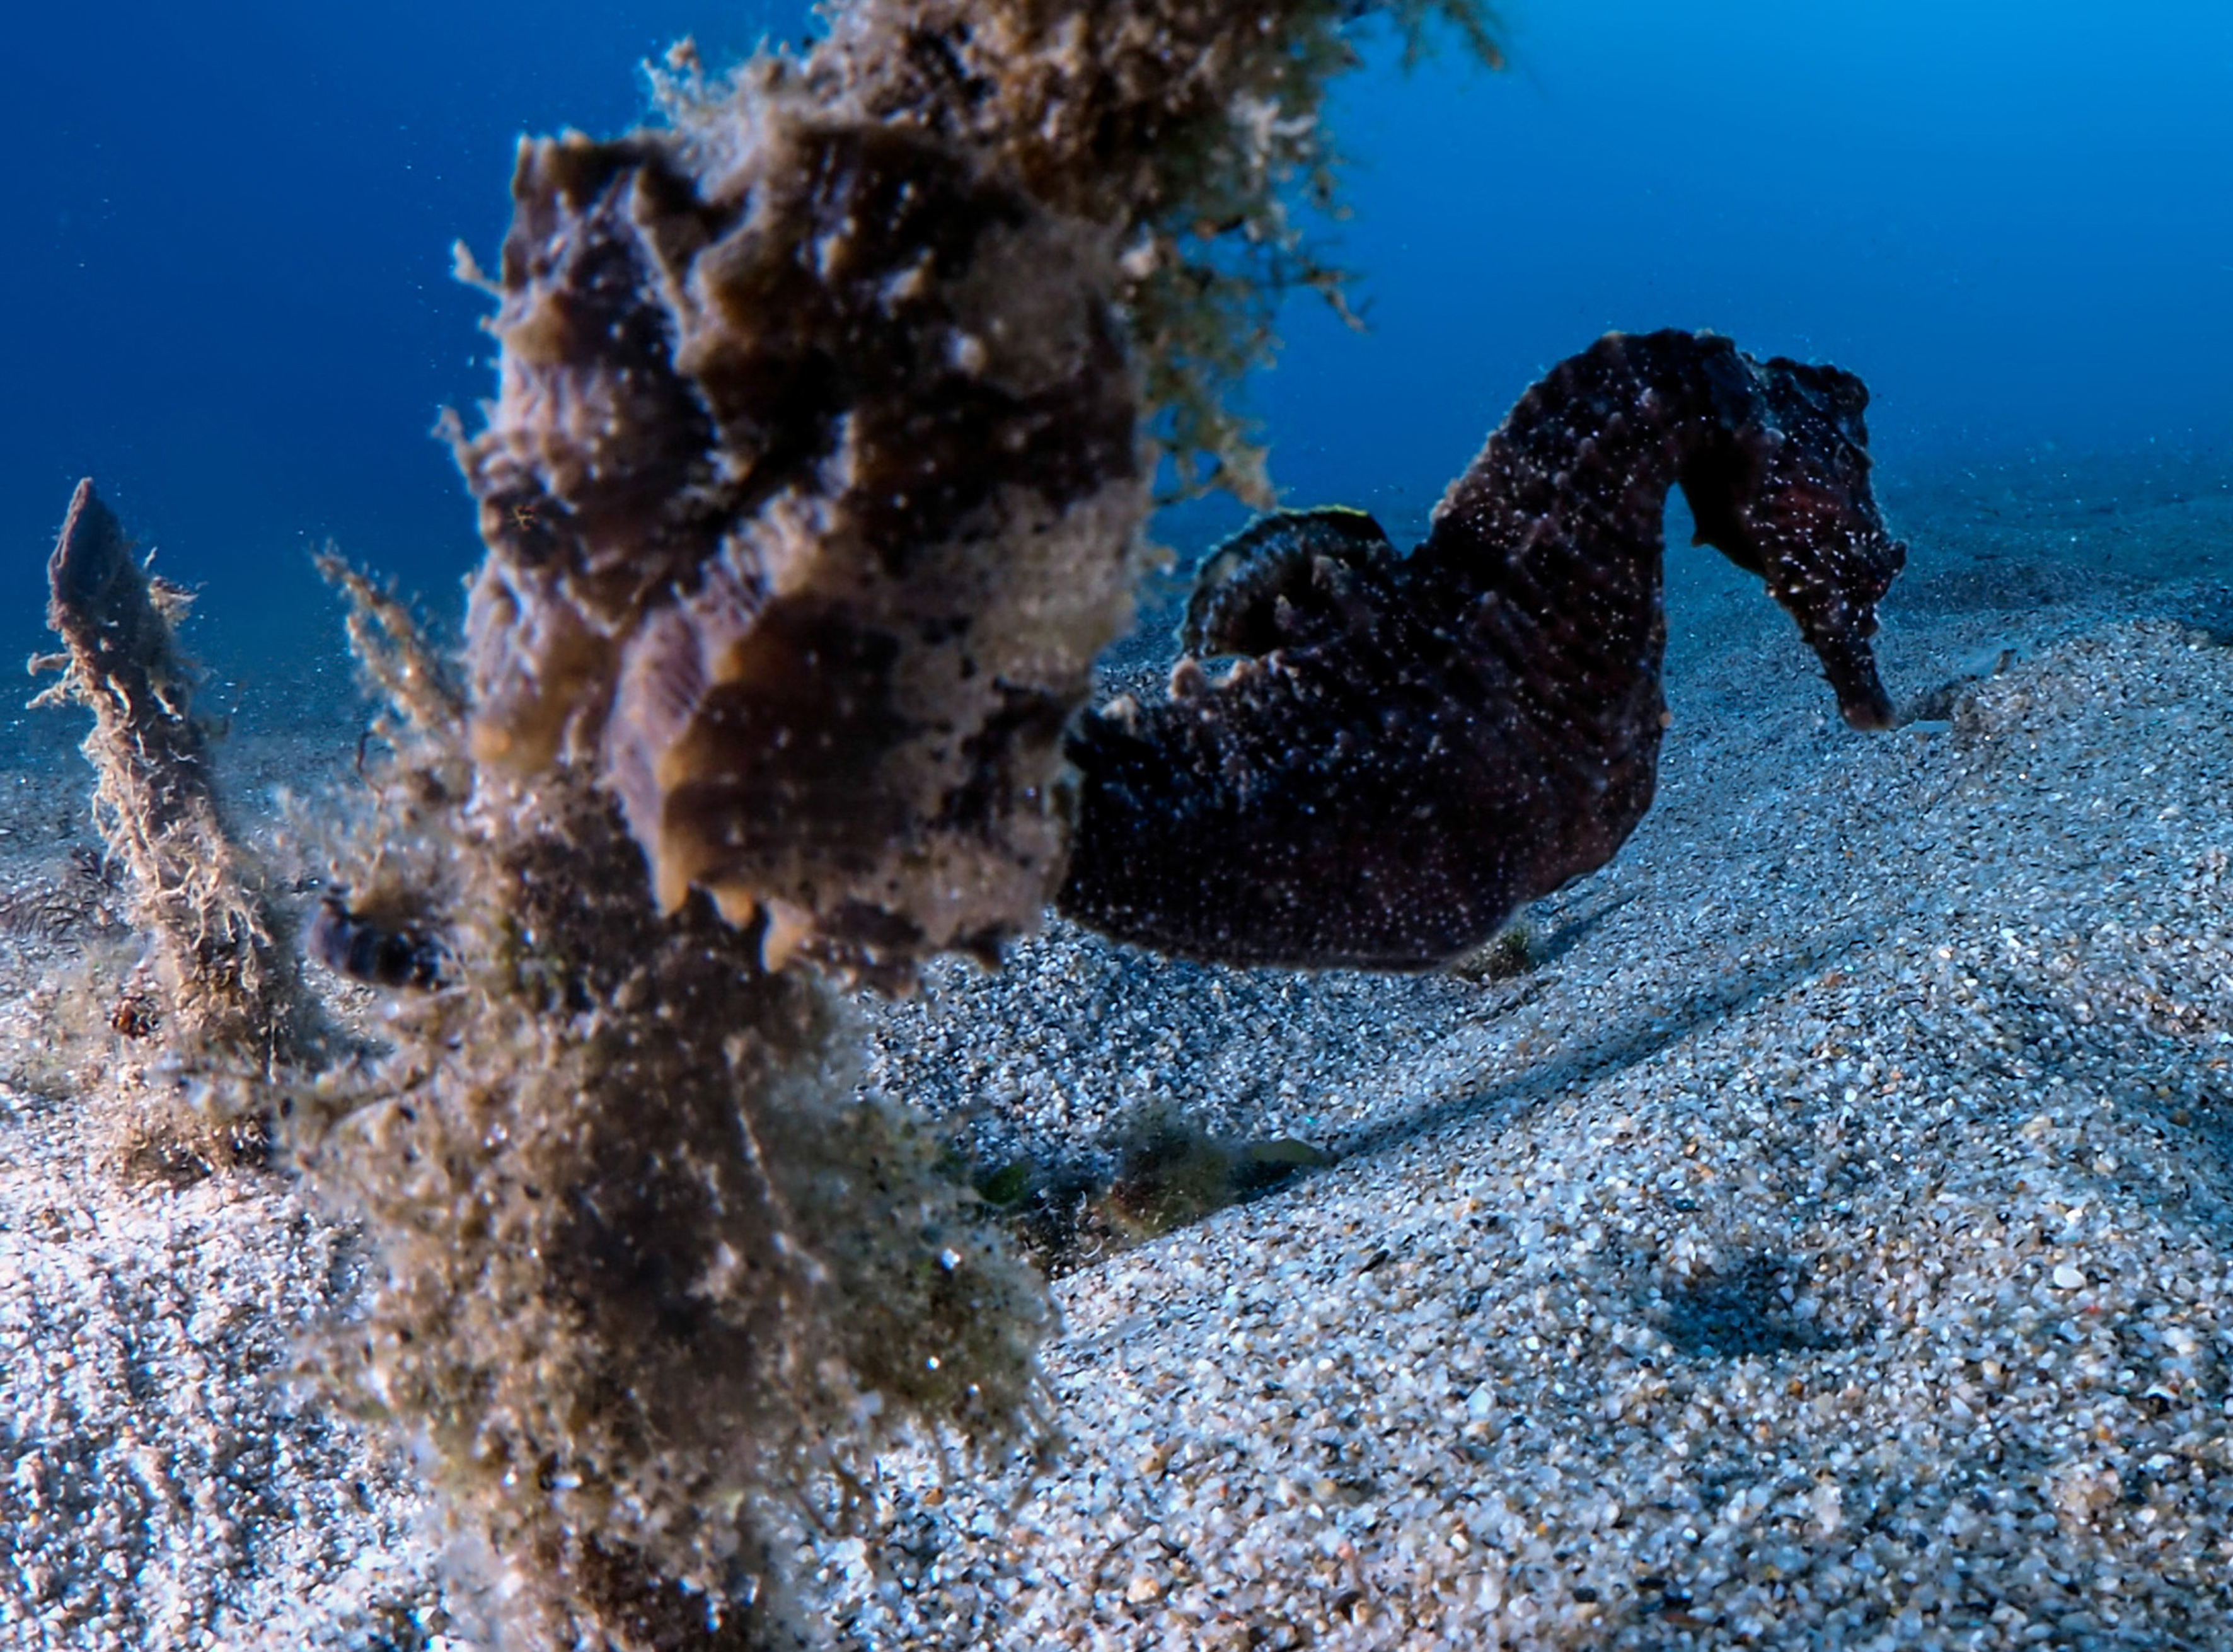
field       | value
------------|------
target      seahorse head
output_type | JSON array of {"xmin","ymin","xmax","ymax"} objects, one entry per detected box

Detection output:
[{"xmin": 1685, "ymin": 353, "xmax": 1907, "ymax": 729}]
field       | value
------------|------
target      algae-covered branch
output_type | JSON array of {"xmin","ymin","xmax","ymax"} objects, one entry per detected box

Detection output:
[{"xmin": 33, "ymin": 479, "xmax": 305, "ymax": 1100}]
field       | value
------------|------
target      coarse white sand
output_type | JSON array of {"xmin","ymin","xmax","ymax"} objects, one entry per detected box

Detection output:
[{"xmin": 3, "ymin": 456, "xmax": 2231, "ymax": 1650}]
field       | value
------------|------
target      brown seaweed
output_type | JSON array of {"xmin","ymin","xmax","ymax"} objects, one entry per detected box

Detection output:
[
  {"xmin": 1058, "ymin": 330, "xmax": 1907, "ymax": 969},
  {"xmin": 805, "ymin": 0, "xmax": 1505, "ymax": 500}
]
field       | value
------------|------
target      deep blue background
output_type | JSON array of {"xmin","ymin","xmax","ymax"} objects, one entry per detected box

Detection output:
[{"xmin": 6, "ymin": 1, "xmax": 2229, "ymax": 661}]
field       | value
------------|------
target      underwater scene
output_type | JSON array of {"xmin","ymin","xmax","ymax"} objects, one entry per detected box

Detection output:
[{"xmin": 4, "ymin": 1, "xmax": 2233, "ymax": 1647}]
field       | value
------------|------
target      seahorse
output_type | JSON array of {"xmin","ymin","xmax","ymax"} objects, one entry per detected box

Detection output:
[{"xmin": 1056, "ymin": 328, "xmax": 1907, "ymax": 970}]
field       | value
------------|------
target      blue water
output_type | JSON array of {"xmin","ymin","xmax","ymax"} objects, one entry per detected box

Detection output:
[{"xmin": 8, "ymin": 0, "xmax": 2230, "ymax": 648}]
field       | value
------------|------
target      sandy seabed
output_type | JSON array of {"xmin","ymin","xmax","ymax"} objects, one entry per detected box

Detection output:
[{"xmin": 2, "ymin": 451, "xmax": 2232, "ymax": 1650}]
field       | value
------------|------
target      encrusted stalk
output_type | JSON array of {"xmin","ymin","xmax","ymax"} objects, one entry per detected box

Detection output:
[{"xmin": 33, "ymin": 478, "xmax": 299, "ymax": 1070}]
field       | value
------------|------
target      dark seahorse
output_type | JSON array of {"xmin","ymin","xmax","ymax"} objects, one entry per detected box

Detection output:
[{"xmin": 1056, "ymin": 328, "xmax": 1907, "ymax": 970}]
